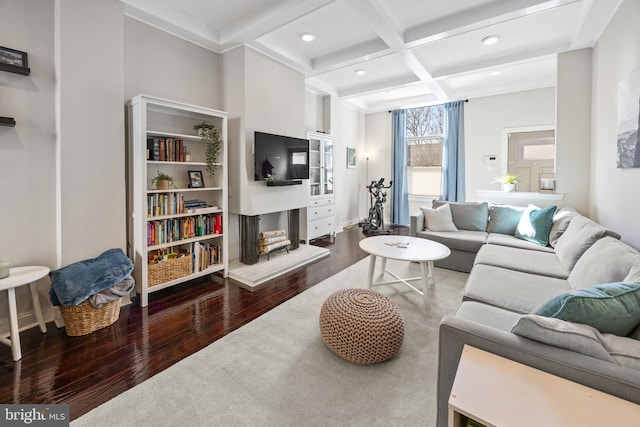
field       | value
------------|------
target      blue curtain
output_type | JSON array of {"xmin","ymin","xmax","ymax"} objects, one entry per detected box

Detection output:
[
  {"xmin": 441, "ymin": 101, "xmax": 466, "ymax": 201},
  {"xmin": 391, "ymin": 109, "xmax": 409, "ymax": 225}
]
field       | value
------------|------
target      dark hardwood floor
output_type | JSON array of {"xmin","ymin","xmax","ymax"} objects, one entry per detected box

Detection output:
[{"xmin": 0, "ymin": 226, "xmax": 407, "ymax": 420}]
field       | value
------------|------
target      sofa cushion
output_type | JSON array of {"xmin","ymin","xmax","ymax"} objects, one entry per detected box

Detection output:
[
  {"xmin": 511, "ymin": 315, "xmax": 615, "ymax": 362},
  {"xmin": 487, "ymin": 204, "xmax": 524, "ymax": 235},
  {"xmin": 600, "ymin": 334, "xmax": 640, "ymax": 370},
  {"xmin": 625, "ymin": 262, "xmax": 640, "ymax": 283},
  {"xmin": 515, "ymin": 204, "xmax": 557, "ymax": 246},
  {"xmin": 455, "ymin": 301, "xmax": 522, "ymax": 332},
  {"xmin": 474, "ymin": 244, "xmax": 569, "ymax": 279},
  {"xmin": 533, "ymin": 282, "xmax": 640, "ymax": 336},
  {"xmin": 464, "ymin": 264, "xmax": 571, "ymax": 314},
  {"xmin": 421, "ymin": 204, "xmax": 458, "ymax": 232},
  {"xmin": 548, "ymin": 207, "xmax": 576, "ymax": 248},
  {"xmin": 432, "ymin": 200, "xmax": 489, "ymax": 231},
  {"xmin": 554, "ymin": 215, "xmax": 621, "ymax": 271},
  {"xmin": 568, "ymin": 237, "xmax": 640, "ymax": 290},
  {"xmin": 486, "ymin": 233, "xmax": 555, "ymax": 253},
  {"xmin": 416, "ymin": 230, "xmax": 487, "ymax": 252}
]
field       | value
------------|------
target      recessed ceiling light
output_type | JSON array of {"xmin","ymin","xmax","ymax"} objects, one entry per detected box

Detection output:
[
  {"xmin": 490, "ymin": 70, "xmax": 502, "ymax": 76},
  {"xmin": 355, "ymin": 69, "xmax": 366, "ymax": 76},
  {"xmin": 301, "ymin": 33, "xmax": 316, "ymax": 42},
  {"xmin": 482, "ymin": 35, "xmax": 499, "ymax": 46}
]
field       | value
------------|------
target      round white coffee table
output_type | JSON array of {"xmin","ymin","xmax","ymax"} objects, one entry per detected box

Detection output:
[{"xmin": 359, "ymin": 235, "xmax": 450, "ymax": 308}]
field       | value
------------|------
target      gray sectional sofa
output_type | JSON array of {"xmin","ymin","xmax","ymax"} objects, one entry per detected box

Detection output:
[{"xmin": 409, "ymin": 201, "xmax": 640, "ymax": 427}]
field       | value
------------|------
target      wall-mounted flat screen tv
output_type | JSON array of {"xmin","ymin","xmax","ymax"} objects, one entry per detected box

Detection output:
[{"xmin": 254, "ymin": 131, "xmax": 309, "ymax": 183}]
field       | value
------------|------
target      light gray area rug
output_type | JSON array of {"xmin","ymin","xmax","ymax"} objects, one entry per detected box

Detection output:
[{"xmin": 72, "ymin": 257, "xmax": 467, "ymax": 427}]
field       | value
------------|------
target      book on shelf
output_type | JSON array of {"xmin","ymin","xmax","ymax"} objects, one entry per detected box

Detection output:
[
  {"xmin": 186, "ymin": 206, "xmax": 219, "ymax": 214},
  {"xmin": 147, "ymin": 213, "xmax": 223, "ymax": 245},
  {"xmin": 147, "ymin": 138, "xmax": 161, "ymax": 161}
]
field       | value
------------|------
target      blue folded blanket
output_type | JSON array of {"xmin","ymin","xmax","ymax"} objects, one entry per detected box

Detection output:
[{"xmin": 49, "ymin": 248, "xmax": 134, "ymax": 307}]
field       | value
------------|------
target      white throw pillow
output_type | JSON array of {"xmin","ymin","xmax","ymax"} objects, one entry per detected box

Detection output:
[{"xmin": 420, "ymin": 204, "xmax": 458, "ymax": 232}]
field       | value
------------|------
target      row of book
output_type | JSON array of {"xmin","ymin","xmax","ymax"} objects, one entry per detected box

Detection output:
[
  {"xmin": 147, "ymin": 137, "xmax": 189, "ymax": 162},
  {"xmin": 191, "ymin": 241, "xmax": 222, "ymax": 272},
  {"xmin": 147, "ymin": 214, "xmax": 222, "ymax": 246},
  {"xmin": 147, "ymin": 194, "xmax": 219, "ymax": 218},
  {"xmin": 147, "ymin": 192, "xmax": 185, "ymax": 217},
  {"xmin": 147, "ymin": 241, "xmax": 222, "ymax": 273}
]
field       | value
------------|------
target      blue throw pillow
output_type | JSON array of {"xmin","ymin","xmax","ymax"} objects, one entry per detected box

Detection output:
[
  {"xmin": 533, "ymin": 282, "xmax": 640, "ymax": 336},
  {"xmin": 487, "ymin": 205, "xmax": 525, "ymax": 235},
  {"xmin": 515, "ymin": 204, "xmax": 557, "ymax": 246}
]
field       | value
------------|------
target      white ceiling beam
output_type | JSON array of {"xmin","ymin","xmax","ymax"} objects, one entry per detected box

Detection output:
[
  {"xmin": 366, "ymin": 93, "xmax": 442, "ymax": 113},
  {"xmin": 405, "ymin": 0, "xmax": 580, "ymax": 47},
  {"xmin": 310, "ymin": 39, "xmax": 391, "ymax": 74},
  {"xmin": 569, "ymin": 0, "xmax": 623, "ymax": 49},
  {"xmin": 123, "ymin": 3, "xmax": 221, "ymax": 52},
  {"xmin": 218, "ymin": 0, "xmax": 336, "ymax": 48},
  {"xmin": 339, "ymin": 75, "xmax": 421, "ymax": 98},
  {"xmin": 431, "ymin": 42, "xmax": 570, "ymax": 79},
  {"xmin": 340, "ymin": 0, "xmax": 450, "ymax": 100}
]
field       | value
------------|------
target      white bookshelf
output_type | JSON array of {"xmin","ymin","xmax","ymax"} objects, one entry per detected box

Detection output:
[{"xmin": 127, "ymin": 95, "xmax": 228, "ymax": 307}]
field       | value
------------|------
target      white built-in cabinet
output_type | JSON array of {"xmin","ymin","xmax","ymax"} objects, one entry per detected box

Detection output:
[
  {"xmin": 127, "ymin": 95, "xmax": 228, "ymax": 307},
  {"xmin": 302, "ymin": 131, "xmax": 335, "ymax": 243}
]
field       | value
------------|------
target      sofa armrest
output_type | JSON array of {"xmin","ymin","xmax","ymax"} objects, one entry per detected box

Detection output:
[
  {"xmin": 410, "ymin": 212, "xmax": 424, "ymax": 236},
  {"xmin": 436, "ymin": 315, "xmax": 640, "ymax": 427}
]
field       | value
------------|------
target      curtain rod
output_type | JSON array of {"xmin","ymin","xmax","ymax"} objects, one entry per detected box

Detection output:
[{"xmin": 388, "ymin": 99, "xmax": 468, "ymax": 113}]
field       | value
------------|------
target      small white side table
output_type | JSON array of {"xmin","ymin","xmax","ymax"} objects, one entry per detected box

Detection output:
[{"xmin": 0, "ymin": 266, "xmax": 49, "ymax": 361}]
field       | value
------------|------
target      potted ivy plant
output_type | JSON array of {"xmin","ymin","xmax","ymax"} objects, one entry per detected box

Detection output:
[
  {"xmin": 493, "ymin": 173, "xmax": 519, "ymax": 192},
  {"xmin": 193, "ymin": 121, "xmax": 222, "ymax": 176},
  {"xmin": 152, "ymin": 171, "xmax": 174, "ymax": 190}
]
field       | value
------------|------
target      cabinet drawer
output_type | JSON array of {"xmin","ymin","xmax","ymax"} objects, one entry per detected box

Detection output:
[
  {"xmin": 308, "ymin": 204, "xmax": 334, "ymax": 219},
  {"xmin": 309, "ymin": 197, "xmax": 334, "ymax": 208},
  {"xmin": 309, "ymin": 217, "xmax": 334, "ymax": 238}
]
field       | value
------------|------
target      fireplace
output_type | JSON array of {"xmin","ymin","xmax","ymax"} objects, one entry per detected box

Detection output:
[{"xmin": 240, "ymin": 209, "xmax": 300, "ymax": 264}]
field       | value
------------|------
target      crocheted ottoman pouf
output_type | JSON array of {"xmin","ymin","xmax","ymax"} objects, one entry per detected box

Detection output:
[{"xmin": 319, "ymin": 288, "xmax": 404, "ymax": 364}]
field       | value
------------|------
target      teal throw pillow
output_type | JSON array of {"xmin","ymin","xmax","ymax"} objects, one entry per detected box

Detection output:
[
  {"xmin": 533, "ymin": 282, "xmax": 640, "ymax": 336},
  {"xmin": 487, "ymin": 205, "xmax": 525, "ymax": 235},
  {"xmin": 515, "ymin": 204, "xmax": 557, "ymax": 246}
]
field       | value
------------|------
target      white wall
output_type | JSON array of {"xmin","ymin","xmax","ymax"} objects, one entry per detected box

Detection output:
[
  {"xmin": 364, "ymin": 111, "xmax": 393, "ymax": 221},
  {"xmin": 556, "ymin": 49, "xmax": 592, "ymax": 214},
  {"xmin": 56, "ymin": 0, "xmax": 126, "ymax": 266},
  {"xmin": 124, "ymin": 18, "xmax": 221, "ymax": 107},
  {"xmin": 464, "ymin": 88, "xmax": 557, "ymax": 202},
  {"xmin": 0, "ymin": 0, "xmax": 57, "ymax": 332},
  {"xmin": 333, "ymin": 101, "xmax": 366, "ymax": 228},
  {"xmin": 591, "ymin": 0, "xmax": 640, "ymax": 248}
]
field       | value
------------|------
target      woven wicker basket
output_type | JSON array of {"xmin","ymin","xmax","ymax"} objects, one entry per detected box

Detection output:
[
  {"xmin": 148, "ymin": 256, "xmax": 192, "ymax": 287},
  {"xmin": 59, "ymin": 298, "xmax": 122, "ymax": 336}
]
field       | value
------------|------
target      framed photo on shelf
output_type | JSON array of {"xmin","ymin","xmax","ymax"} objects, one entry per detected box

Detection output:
[
  {"xmin": 0, "ymin": 46, "xmax": 30, "ymax": 76},
  {"xmin": 347, "ymin": 147, "xmax": 356, "ymax": 168},
  {"xmin": 188, "ymin": 170, "xmax": 205, "ymax": 188}
]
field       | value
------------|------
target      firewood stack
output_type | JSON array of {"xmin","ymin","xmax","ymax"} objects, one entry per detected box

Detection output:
[{"xmin": 258, "ymin": 229, "xmax": 291, "ymax": 257}]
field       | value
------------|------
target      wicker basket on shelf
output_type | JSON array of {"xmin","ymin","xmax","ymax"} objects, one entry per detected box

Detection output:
[
  {"xmin": 59, "ymin": 298, "xmax": 122, "ymax": 337},
  {"xmin": 148, "ymin": 255, "xmax": 192, "ymax": 287}
]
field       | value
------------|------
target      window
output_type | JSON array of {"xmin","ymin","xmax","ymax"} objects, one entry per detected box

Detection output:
[{"xmin": 406, "ymin": 105, "xmax": 444, "ymax": 196}]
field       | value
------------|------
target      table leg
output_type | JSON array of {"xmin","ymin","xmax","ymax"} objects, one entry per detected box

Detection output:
[
  {"xmin": 367, "ymin": 255, "xmax": 377, "ymax": 288},
  {"xmin": 420, "ymin": 261, "xmax": 430, "ymax": 308},
  {"xmin": 6, "ymin": 288, "xmax": 22, "ymax": 361},
  {"xmin": 28, "ymin": 282, "xmax": 47, "ymax": 334},
  {"xmin": 380, "ymin": 257, "xmax": 387, "ymax": 276},
  {"xmin": 428, "ymin": 260, "xmax": 436, "ymax": 286}
]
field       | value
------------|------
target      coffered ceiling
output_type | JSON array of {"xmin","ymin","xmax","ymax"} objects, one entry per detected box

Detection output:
[{"xmin": 121, "ymin": 0, "xmax": 621, "ymax": 112}]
